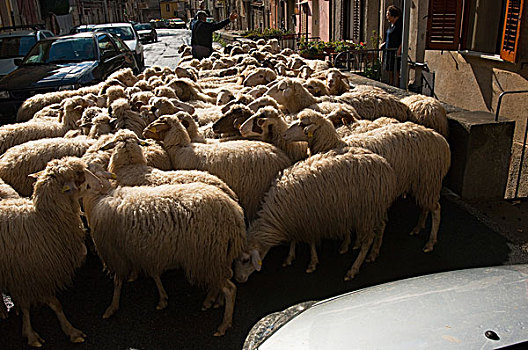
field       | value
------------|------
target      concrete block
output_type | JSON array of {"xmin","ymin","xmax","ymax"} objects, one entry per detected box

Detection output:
[{"xmin": 446, "ymin": 111, "xmax": 515, "ymax": 200}]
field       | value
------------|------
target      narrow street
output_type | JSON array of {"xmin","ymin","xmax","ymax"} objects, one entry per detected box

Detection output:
[{"xmin": 1, "ymin": 29, "xmax": 528, "ymax": 350}]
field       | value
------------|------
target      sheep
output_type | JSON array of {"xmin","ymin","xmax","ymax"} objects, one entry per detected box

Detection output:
[
  {"xmin": 216, "ymin": 89, "xmax": 235, "ymax": 105},
  {"xmin": 233, "ymin": 144, "xmax": 397, "ymax": 282},
  {"xmin": 304, "ymin": 78, "xmax": 330, "ymax": 96},
  {"xmin": 174, "ymin": 66, "xmax": 198, "ymax": 81},
  {"xmin": 247, "ymin": 95, "xmax": 281, "ymax": 112},
  {"xmin": 265, "ymin": 78, "xmax": 360, "ymax": 118},
  {"xmin": 242, "ymin": 68, "xmax": 277, "ymax": 87},
  {"xmin": 0, "ymin": 157, "xmax": 91, "ymax": 346},
  {"xmin": 84, "ymin": 114, "xmax": 116, "ymax": 139},
  {"xmin": 106, "ymin": 85, "xmax": 127, "ymax": 108},
  {"xmin": 0, "ymin": 177, "xmax": 19, "ymax": 199},
  {"xmin": 154, "ymin": 86, "xmax": 178, "ymax": 99},
  {"xmin": 143, "ymin": 115, "xmax": 292, "ymax": 220},
  {"xmin": 172, "ymin": 111, "xmax": 207, "ymax": 143},
  {"xmin": 81, "ymin": 177, "xmax": 246, "ymax": 336},
  {"xmin": 104, "ymin": 130, "xmax": 236, "ymax": 201},
  {"xmin": 400, "ymin": 94, "xmax": 449, "ymax": 137},
  {"xmin": 343, "ymin": 120, "xmax": 451, "ymax": 253},
  {"xmin": 148, "ymin": 96, "xmax": 196, "ymax": 118},
  {"xmin": 220, "ymin": 94, "xmax": 255, "ymax": 114},
  {"xmin": 326, "ymin": 68, "xmax": 350, "ymax": 95},
  {"xmin": 110, "ymin": 98, "xmax": 148, "ymax": 138},
  {"xmin": 239, "ymin": 106, "xmax": 308, "ymax": 162},
  {"xmin": 16, "ymin": 90, "xmax": 78, "ymax": 122},
  {"xmin": 166, "ymin": 78, "xmax": 216, "ymax": 103},
  {"xmin": 0, "ymin": 135, "xmax": 94, "ymax": 197},
  {"xmin": 295, "ymin": 109, "xmax": 451, "ymax": 255},
  {"xmin": 130, "ymin": 91, "xmax": 156, "ymax": 111},
  {"xmin": 0, "ymin": 96, "xmax": 90, "ymax": 155},
  {"xmin": 298, "ymin": 65, "xmax": 314, "ymax": 80}
]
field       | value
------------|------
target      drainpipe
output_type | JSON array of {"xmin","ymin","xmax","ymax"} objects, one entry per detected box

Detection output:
[{"xmin": 399, "ymin": 0, "xmax": 410, "ymax": 89}]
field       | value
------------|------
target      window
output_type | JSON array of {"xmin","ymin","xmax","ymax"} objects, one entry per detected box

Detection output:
[
  {"xmin": 426, "ymin": 0, "xmax": 524, "ymax": 63},
  {"xmin": 166, "ymin": 4, "xmax": 170, "ymax": 11},
  {"xmin": 97, "ymin": 34, "xmax": 117, "ymax": 56}
]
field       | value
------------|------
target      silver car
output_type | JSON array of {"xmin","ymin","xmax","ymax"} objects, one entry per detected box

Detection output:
[
  {"xmin": 92, "ymin": 23, "xmax": 144, "ymax": 70},
  {"xmin": 245, "ymin": 265, "xmax": 528, "ymax": 349}
]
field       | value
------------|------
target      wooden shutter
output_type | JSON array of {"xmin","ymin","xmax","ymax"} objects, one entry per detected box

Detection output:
[
  {"xmin": 426, "ymin": 0, "xmax": 463, "ymax": 50},
  {"xmin": 500, "ymin": 0, "xmax": 524, "ymax": 62}
]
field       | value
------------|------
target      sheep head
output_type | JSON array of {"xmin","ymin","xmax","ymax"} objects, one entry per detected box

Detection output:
[
  {"xmin": 327, "ymin": 69, "xmax": 349, "ymax": 95},
  {"xmin": 265, "ymin": 78, "xmax": 316, "ymax": 113},
  {"xmin": 143, "ymin": 115, "xmax": 191, "ymax": 146},
  {"xmin": 107, "ymin": 130, "xmax": 148, "ymax": 172},
  {"xmin": 234, "ymin": 249, "xmax": 263, "ymax": 283},
  {"xmin": 247, "ymin": 96, "xmax": 280, "ymax": 113},
  {"xmin": 175, "ymin": 112, "xmax": 201, "ymax": 141},
  {"xmin": 304, "ymin": 78, "xmax": 329, "ymax": 97},
  {"xmin": 216, "ymin": 90, "xmax": 235, "ymax": 106},
  {"xmin": 213, "ymin": 104, "xmax": 253, "ymax": 136},
  {"xmin": 154, "ymin": 86, "xmax": 177, "ymax": 99},
  {"xmin": 239, "ymin": 106, "xmax": 282, "ymax": 140},
  {"xmin": 283, "ymin": 109, "xmax": 328, "ymax": 143}
]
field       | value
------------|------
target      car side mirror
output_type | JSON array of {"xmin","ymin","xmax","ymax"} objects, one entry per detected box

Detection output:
[{"xmin": 14, "ymin": 58, "xmax": 22, "ymax": 66}]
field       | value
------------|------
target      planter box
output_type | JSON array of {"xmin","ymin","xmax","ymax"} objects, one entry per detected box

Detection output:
[{"xmin": 300, "ymin": 52, "xmax": 326, "ymax": 60}]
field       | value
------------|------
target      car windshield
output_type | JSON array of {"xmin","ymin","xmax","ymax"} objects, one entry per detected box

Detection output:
[
  {"xmin": 134, "ymin": 24, "xmax": 152, "ymax": 31},
  {"xmin": 0, "ymin": 35, "xmax": 37, "ymax": 58},
  {"xmin": 96, "ymin": 26, "xmax": 135, "ymax": 40},
  {"xmin": 22, "ymin": 37, "xmax": 96, "ymax": 64}
]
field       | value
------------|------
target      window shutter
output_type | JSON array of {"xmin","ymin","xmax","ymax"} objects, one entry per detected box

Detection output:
[
  {"xmin": 426, "ymin": 0, "xmax": 463, "ymax": 50},
  {"xmin": 501, "ymin": 0, "xmax": 524, "ymax": 63}
]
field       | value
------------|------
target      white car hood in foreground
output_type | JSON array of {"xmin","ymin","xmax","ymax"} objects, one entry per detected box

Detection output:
[{"xmin": 256, "ymin": 265, "xmax": 528, "ymax": 350}]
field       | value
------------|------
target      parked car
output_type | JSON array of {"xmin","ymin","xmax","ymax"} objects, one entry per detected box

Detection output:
[
  {"xmin": 91, "ymin": 23, "xmax": 144, "ymax": 69},
  {"xmin": 149, "ymin": 18, "xmax": 168, "ymax": 28},
  {"xmin": 168, "ymin": 18, "xmax": 187, "ymax": 29},
  {"xmin": 0, "ymin": 32, "xmax": 138, "ymax": 124},
  {"xmin": 133, "ymin": 22, "xmax": 157, "ymax": 43},
  {"xmin": 69, "ymin": 24, "xmax": 95, "ymax": 34},
  {"xmin": 244, "ymin": 265, "xmax": 528, "ymax": 349},
  {"xmin": 0, "ymin": 25, "xmax": 55, "ymax": 79}
]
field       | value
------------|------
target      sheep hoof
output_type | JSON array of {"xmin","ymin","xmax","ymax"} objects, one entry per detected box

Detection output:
[
  {"xmin": 213, "ymin": 299, "xmax": 224, "ymax": 309},
  {"xmin": 102, "ymin": 306, "xmax": 117, "ymax": 319},
  {"xmin": 27, "ymin": 332, "xmax": 45, "ymax": 347},
  {"xmin": 344, "ymin": 270, "xmax": 358, "ymax": 281},
  {"xmin": 127, "ymin": 271, "xmax": 139, "ymax": 282},
  {"xmin": 68, "ymin": 329, "xmax": 86, "ymax": 343},
  {"xmin": 214, "ymin": 323, "xmax": 231, "ymax": 337},
  {"xmin": 338, "ymin": 247, "xmax": 348, "ymax": 255},
  {"xmin": 156, "ymin": 299, "xmax": 168, "ymax": 310},
  {"xmin": 423, "ymin": 244, "xmax": 435, "ymax": 253},
  {"xmin": 305, "ymin": 265, "xmax": 317, "ymax": 273},
  {"xmin": 282, "ymin": 258, "xmax": 293, "ymax": 267}
]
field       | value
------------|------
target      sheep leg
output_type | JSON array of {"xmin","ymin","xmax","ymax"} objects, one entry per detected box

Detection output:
[
  {"xmin": 305, "ymin": 243, "xmax": 319, "ymax": 273},
  {"xmin": 282, "ymin": 241, "xmax": 296, "ymax": 267},
  {"xmin": 21, "ymin": 306, "xmax": 45, "ymax": 347},
  {"xmin": 153, "ymin": 275, "xmax": 168, "ymax": 310},
  {"xmin": 410, "ymin": 209, "xmax": 428, "ymax": 236},
  {"xmin": 338, "ymin": 234, "xmax": 351, "ymax": 254},
  {"xmin": 423, "ymin": 203, "xmax": 441, "ymax": 253},
  {"xmin": 213, "ymin": 292, "xmax": 225, "ymax": 309},
  {"xmin": 214, "ymin": 279, "xmax": 236, "ymax": 337},
  {"xmin": 202, "ymin": 288, "xmax": 220, "ymax": 311},
  {"xmin": 367, "ymin": 221, "xmax": 387, "ymax": 263},
  {"xmin": 103, "ymin": 276, "xmax": 123, "ymax": 319},
  {"xmin": 344, "ymin": 232, "xmax": 374, "ymax": 281},
  {"xmin": 46, "ymin": 296, "xmax": 86, "ymax": 344}
]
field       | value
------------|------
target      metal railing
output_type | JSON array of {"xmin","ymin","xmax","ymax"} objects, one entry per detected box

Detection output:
[{"xmin": 495, "ymin": 90, "xmax": 528, "ymax": 199}]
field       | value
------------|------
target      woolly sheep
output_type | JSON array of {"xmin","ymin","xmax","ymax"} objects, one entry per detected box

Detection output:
[
  {"xmin": 154, "ymin": 86, "xmax": 178, "ymax": 99},
  {"xmin": 166, "ymin": 78, "xmax": 215, "ymax": 103},
  {"xmin": 144, "ymin": 115, "xmax": 292, "ymax": 220},
  {"xmin": 247, "ymin": 95, "xmax": 281, "ymax": 112},
  {"xmin": 82, "ymin": 177, "xmax": 246, "ymax": 336},
  {"xmin": 105, "ymin": 130, "xmax": 236, "ymax": 201},
  {"xmin": 338, "ymin": 87, "xmax": 411, "ymax": 122},
  {"xmin": 216, "ymin": 89, "xmax": 235, "ymax": 105},
  {"xmin": 0, "ymin": 157, "xmax": 92, "ymax": 346},
  {"xmin": 0, "ymin": 96, "xmax": 90, "ymax": 155},
  {"xmin": 110, "ymin": 98, "xmax": 148, "ymax": 137},
  {"xmin": 242, "ymin": 68, "xmax": 277, "ymax": 87},
  {"xmin": 130, "ymin": 91, "xmax": 156, "ymax": 111},
  {"xmin": 233, "ymin": 145, "xmax": 397, "ymax": 281},
  {"xmin": 0, "ymin": 135, "xmax": 94, "ymax": 196},
  {"xmin": 304, "ymin": 78, "xmax": 330, "ymax": 96},
  {"xmin": 16, "ymin": 90, "xmax": 78, "ymax": 122},
  {"xmin": 400, "ymin": 94, "xmax": 449, "ymax": 137},
  {"xmin": 212, "ymin": 104, "xmax": 254, "ymax": 137},
  {"xmin": 326, "ymin": 68, "xmax": 350, "ymax": 95},
  {"xmin": 106, "ymin": 85, "xmax": 127, "ymax": 108}
]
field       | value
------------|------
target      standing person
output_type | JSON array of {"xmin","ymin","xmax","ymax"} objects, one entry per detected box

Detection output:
[
  {"xmin": 380, "ymin": 5, "xmax": 403, "ymax": 86},
  {"xmin": 191, "ymin": 11, "xmax": 237, "ymax": 60}
]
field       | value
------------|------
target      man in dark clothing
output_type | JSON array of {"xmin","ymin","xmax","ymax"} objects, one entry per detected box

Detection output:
[{"xmin": 191, "ymin": 11, "xmax": 237, "ymax": 59}]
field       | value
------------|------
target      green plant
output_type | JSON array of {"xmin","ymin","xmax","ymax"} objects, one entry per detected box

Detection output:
[
  {"xmin": 363, "ymin": 58, "xmax": 382, "ymax": 81},
  {"xmin": 213, "ymin": 33, "xmax": 227, "ymax": 47},
  {"xmin": 370, "ymin": 30, "xmax": 382, "ymax": 49}
]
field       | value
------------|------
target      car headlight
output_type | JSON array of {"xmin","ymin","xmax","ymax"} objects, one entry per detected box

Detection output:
[
  {"xmin": 243, "ymin": 301, "xmax": 317, "ymax": 350},
  {"xmin": 58, "ymin": 84, "xmax": 80, "ymax": 91},
  {"xmin": 0, "ymin": 90, "xmax": 10, "ymax": 99}
]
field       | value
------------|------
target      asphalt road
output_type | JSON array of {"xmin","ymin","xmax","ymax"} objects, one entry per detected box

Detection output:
[
  {"xmin": 2, "ymin": 29, "xmax": 528, "ymax": 349},
  {"xmin": 2, "ymin": 193, "xmax": 527, "ymax": 349}
]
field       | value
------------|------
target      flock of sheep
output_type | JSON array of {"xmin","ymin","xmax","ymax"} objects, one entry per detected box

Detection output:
[{"xmin": 0, "ymin": 37, "xmax": 451, "ymax": 347}]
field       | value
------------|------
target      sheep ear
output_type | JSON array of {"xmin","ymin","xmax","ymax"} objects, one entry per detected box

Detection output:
[
  {"xmin": 304, "ymin": 124, "xmax": 316, "ymax": 139},
  {"xmin": 74, "ymin": 105, "xmax": 84, "ymax": 112},
  {"xmin": 250, "ymin": 249, "xmax": 262, "ymax": 271},
  {"xmin": 100, "ymin": 141, "xmax": 117, "ymax": 151},
  {"xmin": 61, "ymin": 181, "xmax": 77, "ymax": 193},
  {"xmin": 180, "ymin": 118, "xmax": 189, "ymax": 128},
  {"xmin": 28, "ymin": 170, "xmax": 44, "ymax": 180}
]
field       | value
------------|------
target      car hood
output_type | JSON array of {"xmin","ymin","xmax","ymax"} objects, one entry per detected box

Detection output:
[
  {"xmin": 0, "ymin": 61, "xmax": 97, "ymax": 90},
  {"xmin": 257, "ymin": 265, "xmax": 528, "ymax": 350}
]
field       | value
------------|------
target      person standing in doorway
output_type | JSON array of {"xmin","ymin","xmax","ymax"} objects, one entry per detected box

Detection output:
[
  {"xmin": 381, "ymin": 5, "xmax": 403, "ymax": 86},
  {"xmin": 190, "ymin": 11, "xmax": 237, "ymax": 60}
]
